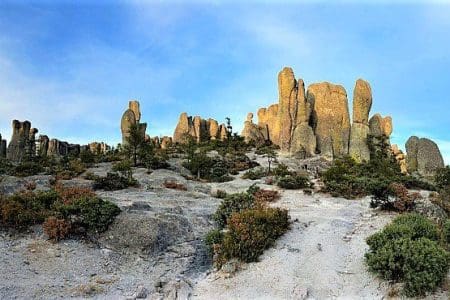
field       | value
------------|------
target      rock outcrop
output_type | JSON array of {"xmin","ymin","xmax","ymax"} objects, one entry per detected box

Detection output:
[
  {"xmin": 406, "ymin": 136, "xmax": 444, "ymax": 176},
  {"xmin": 160, "ymin": 136, "xmax": 173, "ymax": 149},
  {"xmin": 307, "ymin": 82, "xmax": 351, "ymax": 158},
  {"xmin": 121, "ymin": 100, "xmax": 147, "ymax": 146},
  {"xmin": 241, "ymin": 113, "xmax": 266, "ymax": 145},
  {"xmin": 173, "ymin": 113, "xmax": 227, "ymax": 144},
  {"xmin": 88, "ymin": 142, "xmax": 110, "ymax": 154},
  {"xmin": 38, "ymin": 135, "xmax": 49, "ymax": 157},
  {"xmin": 6, "ymin": 120, "xmax": 34, "ymax": 162},
  {"xmin": 349, "ymin": 79, "xmax": 372, "ymax": 162},
  {"xmin": 243, "ymin": 67, "xmax": 316, "ymax": 156}
]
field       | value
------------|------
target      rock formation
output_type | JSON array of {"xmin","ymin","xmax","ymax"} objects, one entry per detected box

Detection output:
[
  {"xmin": 405, "ymin": 136, "xmax": 444, "ymax": 176},
  {"xmin": 6, "ymin": 120, "xmax": 33, "ymax": 162},
  {"xmin": 349, "ymin": 79, "xmax": 372, "ymax": 162},
  {"xmin": 241, "ymin": 113, "xmax": 266, "ymax": 145},
  {"xmin": 173, "ymin": 113, "xmax": 227, "ymax": 144},
  {"xmin": 38, "ymin": 135, "xmax": 49, "ymax": 157},
  {"xmin": 242, "ymin": 67, "xmax": 316, "ymax": 156},
  {"xmin": 391, "ymin": 144, "xmax": 407, "ymax": 174},
  {"xmin": 88, "ymin": 142, "xmax": 110, "ymax": 154},
  {"xmin": 121, "ymin": 100, "xmax": 147, "ymax": 146},
  {"xmin": 160, "ymin": 136, "xmax": 173, "ymax": 149},
  {"xmin": 308, "ymin": 82, "xmax": 351, "ymax": 158}
]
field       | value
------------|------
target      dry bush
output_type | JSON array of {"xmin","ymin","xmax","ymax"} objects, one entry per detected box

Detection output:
[
  {"xmin": 163, "ymin": 180, "xmax": 187, "ymax": 191},
  {"xmin": 55, "ymin": 184, "xmax": 96, "ymax": 204},
  {"xmin": 253, "ymin": 189, "xmax": 280, "ymax": 204},
  {"xmin": 43, "ymin": 216, "xmax": 71, "ymax": 241}
]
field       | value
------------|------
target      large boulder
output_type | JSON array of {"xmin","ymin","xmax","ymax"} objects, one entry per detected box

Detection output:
[
  {"xmin": 290, "ymin": 123, "xmax": 316, "ymax": 157},
  {"xmin": 369, "ymin": 114, "xmax": 383, "ymax": 137},
  {"xmin": 307, "ymin": 82, "xmax": 351, "ymax": 158},
  {"xmin": 406, "ymin": 136, "xmax": 444, "ymax": 176}
]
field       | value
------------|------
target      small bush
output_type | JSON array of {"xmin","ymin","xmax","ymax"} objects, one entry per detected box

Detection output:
[
  {"xmin": 13, "ymin": 161, "xmax": 44, "ymax": 177},
  {"xmin": 93, "ymin": 172, "xmax": 138, "ymax": 191},
  {"xmin": 365, "ymin": 214, "xmax": 449, "ymax": 297},
  {"xmin": 435, "ymin": 166, "xmax": 450, "ymax": 189},
  {"xmin": 370, "ymin": 182, "xmax": 421, "ymax": 212},
  {"xmin": 43, "ymin": 217, "xmax": 71, "ymax": 241},
  {"xmin": 213, "ymin": 192, "xmax": 254, "ymax": 229},
  {"xmin": 253, "ymin": 189, "xmax": 280, "ymax": 204},
  {"xmin": 242, "ymin": 168, "xmax": 267, "ymax": 180},
  {"xmin": 277, "ymin": 174, "xmax": 310, "ymax": 189},
  {"xmin": 55, "ymin": 185, "xmax": 96, "ymax": 204},
  {"xmin": 215, "ymin": 190, "xmax": 227, "ymax": 199},
  {"xmin": 112, "ymin": 160, "xmax": 133, "ymax": 179},
  {"xmin": 272, "ymin": 163, "xmax": 293, "ymax": 177},
  {"xmin": 163, "ymin": 180, "xmax": 187, "ymax": 191},
  {"xmin": 205, "ymin": 229, "xmax": 224, "ymax": 253},
  {"xmin": 220, "ymin": 207, "xmax": 289, "ymax": 263}
]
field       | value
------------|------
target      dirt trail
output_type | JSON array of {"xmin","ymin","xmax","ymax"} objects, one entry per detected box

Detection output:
[{"xmin": 192, "ymin": 191, "xmax": 395, "ymax": 299}]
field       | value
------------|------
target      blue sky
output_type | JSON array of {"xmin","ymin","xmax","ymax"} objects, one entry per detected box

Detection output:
[{"xmin": 0, "ymin": 1, "xmax": 449, "ymax": 164}]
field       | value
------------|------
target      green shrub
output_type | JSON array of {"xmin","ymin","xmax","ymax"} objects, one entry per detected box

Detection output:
[
  {"xmin": 112, "ymin": 160, "xmax": 133, "ymax": 179},
  {"xmin": 435, "ymin": 166, "xmax": 450, "ymax": 189},
  {"xmin": 272, "ymin": 163, "xmax": 293, "ymax": 177},
  {"xmin": 205, "ymin": 229, "xmax": 224, "ymax": 253},
  {"xmin": 93, "ymin": 172, "xmax": 138, "ymax": 191},
  {"xmin": 183, "ymin": 152, "xmax": 232, "ymax": 182},
  {"xmin": 0, "ymin": 187, "xmax": 120, "ymax": 236},
  {"xmin": 277, "ymin": 174, "xmax": 310, "ymax": 189},
  {"xmin": 0, "ymin": 158, "xmax": 13, "ymax": 175},
  {"xmin": 443, "ymin": 219, "xmax": 450, "ymax": 245},
  {"xmin": 220, "ymin": 207, "xmax": 289, "ymax": 263},
  {"xmin": 12, "ymin": 161, "xmax": 44, "ymax": 177},
  {"xmin": 365, "ymin": 214, "xmax": 449, "ymax": 297},
  {"xmin": 215, "ymin": 190, "xmax": 228, "ymax": 199},
  {"xmin": 242, "ymin": 168, "xmax": 267, "ymax": 180},
  {"xmin": 322, "ymin": 156, "xmax": 435, "ymax": 199},
  {"xmin": 370, "ymin": 182, "xmax": 421, "ymax": 212},
  {"xmin": 213, "ymin": 192, "xmax": 254, "ymax": 229},
  {"xmin": 55, "ymin": 196, "xmax": 120, "ymax": 233}
]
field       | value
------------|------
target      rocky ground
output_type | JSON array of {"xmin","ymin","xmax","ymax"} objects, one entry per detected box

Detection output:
[{"xmin": 0, "ymin": 155, "xmax": 448, "ymax": 299}]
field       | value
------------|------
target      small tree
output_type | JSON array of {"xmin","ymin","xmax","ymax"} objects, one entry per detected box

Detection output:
[
  {"xmin": 180, "ymin": 134, "xmax": 198, "ymax": 164},
  {"xmin": 123, "ymin": 123, "xmax": 146, "ymax": 166},
  {"xmin": 260, "ymin": 146, "xmax": 277, "ymax": 173}
]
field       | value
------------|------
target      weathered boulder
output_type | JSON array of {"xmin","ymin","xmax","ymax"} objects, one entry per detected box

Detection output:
[
  {"xmin": 291, "ymin": 123, "xmax": 316, "ymax": 157},
  {"xmin": 349, "ymin": 123, "xmax": 371, "ymax": 162},
  {"xmin": 381, "ymin": 116, "xmax": 393, "ymax": 137},
  {"xmin": 277, "ymin": 67, "xmax": 298, "ymax": 152},
  {"xmin": 258, "ymin": 104, "xmax": 279, "ymax": 145},
  {"xmin": 7, "ymin": 120, "xmax": 32, "ymax": 162},
  {"xmin": 349, "ymin": 79, "xmax": 372, "ymax": 162},
  {"xmin": 307, "ymin": 82, "xmax": 351, "ymax": 158},
  {"xmin": 391, "ymin": 144, "xmax": 407, "ymax": 174},
  {"xmin": 88, "ymin": 142, "xmax": 110, "ymax": 154},
  {"xmin": 406, "ymin": 136, "xmax": 444, "ymax": 176},
  {"xmin": 208, "ymin": 119, "xmax": 219, "ymax": 140},
  {"xmin": 219, "ymin": 124, "xmax": 228, "ymax": 140},
  {"xmin": 129, "ymin": 100, "xmax": 141, "ymax": 122},
  {"xmin": 369, "ymin": 114, "xmax": 383, "ymax": 137},
  {"xmin": 352, "ymin": 79, "xmax": 372, "ymax": 124},
  {"xmin": 48, "ymin": 139, "xmax": 69, "ymax": 157}
]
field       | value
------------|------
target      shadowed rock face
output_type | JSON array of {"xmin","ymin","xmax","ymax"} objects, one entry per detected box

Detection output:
[
  {"xmin": 173, "ymin": 113, "xmax": 227, "ymax": 144},
  {"xmin": 0, "ymin": 134, "xmax": 6, "ymax": 158},
  {"xmin": 7, "ymin": 120, "xmax": 32, "ymax": 162},
  {"xmin": 406, "ymin": 136, "xmax": 444, "ymax": 176}
]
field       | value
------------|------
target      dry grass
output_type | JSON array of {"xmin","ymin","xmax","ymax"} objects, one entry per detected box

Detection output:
[{"xmin": 163, "ymin": 180, "xmax": 188, "ymax": 191}]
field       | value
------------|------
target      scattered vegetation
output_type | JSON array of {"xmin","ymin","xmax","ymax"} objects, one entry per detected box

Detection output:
[
  {"xmin": 321, "ymin": 156, "xmax": 434, "ymax": 199},
  {"xmin": 365, "ymin": 214, "xmax": 449, "ymax": 297},
  {"xmin": 370, "ymin": 182, "xmax": 421, "ymax": 212},
  {"xmin": 277, "ymin": 174, "xmax": 310, "ymax": 189},
  {"xmin": 0, "ymin": 186, "xmax": 120, "ymax": 240}
]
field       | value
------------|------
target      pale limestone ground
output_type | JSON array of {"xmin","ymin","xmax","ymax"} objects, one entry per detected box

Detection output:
[{"xmin": 192, "ymin": 191, "xmax": 395, "ymax": 300}]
